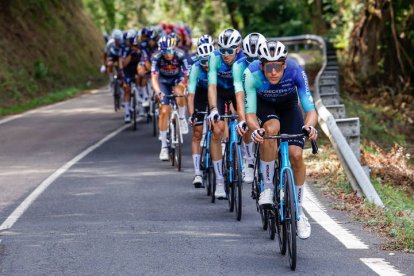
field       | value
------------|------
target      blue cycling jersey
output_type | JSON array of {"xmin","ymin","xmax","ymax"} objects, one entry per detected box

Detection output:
[
  {"xmin": 187, "ymin": 61, "xmax": 208, "ymax": 93},
  {"xmin": 244, "ymin": 58, "xmax": 315, "ymax": 113},
  {"xmin": 208, "ymin": 50, "xmax": 245, "ymax": 90}
]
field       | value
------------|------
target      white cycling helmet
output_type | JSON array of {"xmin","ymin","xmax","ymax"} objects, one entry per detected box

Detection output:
[
  {"xmin": 258, "ymin": 40, "xmax": 288, "ymax": 62},
  {"xmin": 217, "ymin": 28, "xmax": 242, "ymax": 48},
  {"xmin": 197, "ymin": 43, "xmax": 214, "ymax": 59},
  {"xmin": 242, "ymin": 33, "xmax": 266, "ymax": 58},
  {"xmin": 112, "ymin": 29, "xmax": 123, "ymax": 42},
  {"xmin": 198, "ymin": 34, "xmax": 213, "ymax": 46}
]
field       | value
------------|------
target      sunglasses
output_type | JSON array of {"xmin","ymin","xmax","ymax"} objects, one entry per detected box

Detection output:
[
  {"xmin": 199, "ymin": 58, "xmax": 208, "ymax": 66},
  {"xmin": 219, "ymin": 47, "xmax": 237, "ymax": 55},
  {"xmin": 246, "ymin": 56, "xmax": 256, "ymax": 63},
  {"xmin": 264, "ymin": 62, "xmax": 285, "ymax": 74},
  {"xmin": 162, "ymin": 49, "xmax": 175, "ymax": 55}
]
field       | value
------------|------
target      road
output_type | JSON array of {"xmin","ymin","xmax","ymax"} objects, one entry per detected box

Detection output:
[{"xmin": 0, "ymin": 88, "xmax": 412, "ymax": 275}]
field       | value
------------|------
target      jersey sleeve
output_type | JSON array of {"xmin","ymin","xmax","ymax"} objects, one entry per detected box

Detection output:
[
  {"xmin": 187, "ymin": 65, "xmax": 199, "ymax": 94},
  {"xmin": 207, "ymin": 53, "xmax": 218, "ymax": 85},
  {"xmin": 151, "ymin": 54, "xmax": 160, "ymax": 74},
  {"xmin": 295, "ymin": 65, "xmax": 315, "ymax": 113},
  {"xmin": 243, "ymin": 69, "xmax": 257, "ymax": 114},
  {"xmin": 232, "ymin": 62, "xmax": 245, "ymax": 94}
]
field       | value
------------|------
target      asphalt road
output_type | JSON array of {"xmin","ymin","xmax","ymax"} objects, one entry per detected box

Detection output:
[{"xmin": 0, "ymin": 88, "xmax": 412, "ymax": 275}]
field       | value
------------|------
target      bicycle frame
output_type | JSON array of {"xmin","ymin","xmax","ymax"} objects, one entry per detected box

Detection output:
[
  {"xmin": 277, "ymin": 140, "xmax": 300, "ymax": 222},
  {"xmin": 225, "ymin": 118, "xmax": 243, "ymax": 183}
]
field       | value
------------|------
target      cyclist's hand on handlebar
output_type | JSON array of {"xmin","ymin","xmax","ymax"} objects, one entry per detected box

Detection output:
[
  {"xmin": 251, "ymin": 128, "xmax": 265, "ymax": 143},
  {"xmin": 302, "ymin": 125, "xmax": 318, "ymax": 141},
  {"xmin": 188, "ymin": 115, "xmax": 196, "ymax": 126},
  {"xmin": 208, "ymin": 110, "xmax": 220, "ymax": 124},
  {"xmin": 154, "ymin": 91, "xmax": 163, "ymax": 103},
  {"xmin": 236, "ymin": 121, "xmax": 248, "ymax": 136}
]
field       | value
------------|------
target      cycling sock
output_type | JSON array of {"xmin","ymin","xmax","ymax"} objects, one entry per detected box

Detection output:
[
  {"xmin": 260, "ymin": 160, "xmax": 275, "ymax": 190},
  {"xmin": 244, "ymin": 141, "xmax": 254, "ymax": 166},
  {"xmin": 193, "ymin": 154, "xmax": 201, "ymax": 175},
  {"xmin": 178, "ymin": 105, "xmax": 186, "ymax": 119},
  {"xmin": 295, "ymin": 185, "xmax": 304, "ymax": 216},
  {"xmin": 160, "ymin": 130, "xmax": 168, "ymax": 148},
  {"xmin": 109, "ymin": 73, "xmax": 114, "ymax": 82},
  {"xmin": 240, "ymin": 141, "xmax": 246, "ymax": 160},
  {"xmin": 124, "ymin": 102, "xmax": 130, "ymax": 116},
  {"xmin": 213, "ymin": 160, "xmax": 223, "ymax": 180}
]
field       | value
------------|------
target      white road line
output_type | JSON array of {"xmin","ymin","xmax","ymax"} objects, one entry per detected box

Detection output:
[
  {"xmin": 0, "ymin": 124, "xmax": 128, "ymax": 231},
  {"xmin": 303, "ymin": 186, "xmax": 369, "ymax": 249},
  {"xmin": 0, "ymin": 88, "xmax": 102, "ymax": 126},
  {"xmin": 360, "ymin": 258, "xmax": 405, "ymax": 276}
]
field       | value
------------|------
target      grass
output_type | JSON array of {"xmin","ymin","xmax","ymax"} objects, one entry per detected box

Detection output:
[
  {"xmin": 0, "ymin": 86, "xmax": 90, "ymax": 116},
  {"xmin": 306, "ymin": 93, "xmax": 414, "ymax": 251}
]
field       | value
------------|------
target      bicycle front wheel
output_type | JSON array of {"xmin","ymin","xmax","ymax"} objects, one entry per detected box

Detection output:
[
  {"xmin": 132, "ymin": 94, "xmax": 137, "ymax": 131},
  {"xmin": 173, "ymin": 113, "xmax": 182, "ymax": 171},
  {"xmin": 284, "ymin": 170, "xmax": 297, "ymax": 270},
  {"xmin": 232, "ymin": 143, "xmax": 243, "ymax": 221}
]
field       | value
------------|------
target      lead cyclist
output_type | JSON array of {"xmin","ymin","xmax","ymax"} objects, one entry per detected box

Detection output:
[{"xmin": 244, "ymin": 39, "xmax": 318, "ymax": 239}]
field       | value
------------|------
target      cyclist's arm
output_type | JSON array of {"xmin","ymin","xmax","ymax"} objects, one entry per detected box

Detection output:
[
  {"xmin": 244, "ymin": 70, "xmax": 260, "ymax": 131},
  {"xmin": 151, "ymin": 57, "xmax": 161, "ymax": 94},
  {"xmin": 233, "ymin": 62, "xmax": 246, "ymax": 122},
  {"xmin": 187, "ymin": 65, "xmax": 199, "ymax": 116},
  {"xmin": 207, "ymin": 53, "xmax": 218, "ymax": 111},
  {"xmin": 296, "ymin": 66, "xmax": 317, "ymax": 128}
]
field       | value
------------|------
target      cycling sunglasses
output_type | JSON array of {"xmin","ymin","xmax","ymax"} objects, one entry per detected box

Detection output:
[
  {"xmin": 162, "ymin": 48, "xmax": 175, "ymax": 55},
  {"xmin": 199, "ymin": 58, "xmax": 208, "ymax": 66},
  {"xmin": 246, "ymin": 56, "xmax": 256, "ymax": 63},
  {"xmin": 219, "ymin": 47, "xmax": 237, "ymax": 55},
  {"xmin": 263, "ymin": 62, "xmax": 285, "ymax": 74}
]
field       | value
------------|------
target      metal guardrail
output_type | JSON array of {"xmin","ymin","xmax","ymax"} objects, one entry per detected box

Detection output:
[{"xmin": 271, "ymin": 35, "xmax": 384, "ymax": 207}]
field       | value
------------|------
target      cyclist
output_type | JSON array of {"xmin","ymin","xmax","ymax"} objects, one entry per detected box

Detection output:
[
  {"xmin": 244, "ymin": 39, "xmax": 318, "ymax": 239},
  {"xmin": 187, "ymin": 40, "xmax": 215, "ymax": 188},
  {"xmin": 233, "ymin": 33, "xmax": 266, "ymax": 184},
  {"xmin": 151, "ymin": 35, "xmax": 189, "ymax": 161},
  {"xmin": 119, "ymin": 29, "xmax": 141, "ymax": 123},
  {"xmin": 207, "ymin": 28, "xmax": 245, "ymax": 199},
  {"xmin": 101, "ymin": 29, "xmax": 123, "ymax": 84}
]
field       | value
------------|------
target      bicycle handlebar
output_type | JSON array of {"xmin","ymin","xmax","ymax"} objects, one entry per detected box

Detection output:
[{"xmin": 263, "ymin": 130, "xmax": 318, "ymax": 154}]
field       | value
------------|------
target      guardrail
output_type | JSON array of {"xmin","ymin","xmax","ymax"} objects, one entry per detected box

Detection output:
[{"xmin": 271, "ymin": 35, "xmax": 384, "ymax": 207}]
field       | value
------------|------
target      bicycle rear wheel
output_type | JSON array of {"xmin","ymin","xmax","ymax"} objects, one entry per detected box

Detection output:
[
  {"xmin": 223, "ymin": 143, "xmax": 234, "ymax": 212},
  {"xmin": 152, "ymin": 102, "xmax": 158, "ymax": 137},
  {"xmin": 284, "ymin": 170, "xmax": 297, "ymax": 270},
  {"xmin": 173, "ymin": 113, "xmax": 182, "ymax": 171},
  {"xmin": 232, "ymin": 143, "xmax": 243, "ymax": 221},
  {"xmin": 114, "ymin": 81, "xmax": 121, "ymax": 111},
  {"xmin": 132, "ymin": 93, "xmax": 137, "ymax": 131}
]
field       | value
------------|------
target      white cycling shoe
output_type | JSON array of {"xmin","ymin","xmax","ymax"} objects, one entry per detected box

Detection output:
[
  {"xmin": 142, "ymin": 98, "xmax": 150, "ymax": 107},
  {"xmin": 297, "ymin": 214, "xmax": 311, "ymax": 239},
  {"xmin": 159, "ymin": 148, "xmax": 169, "ymax": 161},
  {"xmin": 243, "ymin": 164, "xmax": 254, "ymax": 183},
  {"xmin": 124, "ymin": 113, "xmax": 131, "ymax": 124},
  {"xmin": 258, "ymin": 188, "xmax": 273, "ymax": 206},
  {"xmin": 179, "ymin": 118, "xmax": 189, "ymax": 135},
  {"xmin": 215, "ymin": 181, "xmax": 227, "ymax": 199},
  {"xmin": 192, "ymin": 175, "xmax": 203, "ymax": 188}
]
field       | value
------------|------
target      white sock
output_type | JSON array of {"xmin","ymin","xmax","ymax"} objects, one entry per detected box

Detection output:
[
  {"xmin": 193, "ymin": 154, "xmax": 201, "ymax": 175},
  {"xmin": 109, "ymin": 73, "xmax": 114, "ymax": 82},
  {"xmin": 241, "ymin": 141, "xmax": 247, "ymax": 161},
  {"xmin": 178, "ymin": 105, "xmax": 186, "ymax": 119},
  {"xmin": 244, "ymin": 141, "xmax": 254, "ymax": 166},
  {"xmin": 124, "ymin": 102, "xmax": 130, "ymax": 115},
  {"xmin": 160, "ymin": 130, "xmax": 168, "ymax": 148},
  {"xmin": 213, "ymin": 160, "xmax": 223, "ymax": 181},
  {"xmin": 295, "ymin": 185, "xmax": 304, "ymax": 216},
  {"xmin": 260, "ymin": 160, "xmax": 275, "ymax": 190}
]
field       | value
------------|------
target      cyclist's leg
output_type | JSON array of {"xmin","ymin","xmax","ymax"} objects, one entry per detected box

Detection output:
[
  {"xmin": 256, "ymin": 97, "xmax": 280, "ymax": 204},
  {"xmin": 174, "ymin": 78, "xmax": 188, "ymax": 134},
  {"xmin": 192, "ymin": 88, "xmax": 208, "ymax": 178},
  {"xmin": 122, "ymin": 71, "xmax": 134, "ymax": 123},
  {"xmin": 106, "ymin": 54, "xmax": 117, "ymax": 83},
  {"xmin": 279, "ymin": 106, "xmax": 306, "ymax": 215},
  {"xmin": 158, "ymin": 80, "xmax": 173, "ymax": 150},
  {"xmin": 137, "ymin": 62, "xmax": 150, "ymax": 106}
]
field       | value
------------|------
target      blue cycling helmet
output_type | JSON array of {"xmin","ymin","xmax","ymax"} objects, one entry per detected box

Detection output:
[
  {"xmin": 158, "ymin": 35, "xmax": 177, "ymax": 50},
  {"xmin": 126, "ymin": 29, "xmax": 138, "ymax": 46},
  {"xmin": 198, "ymin": 34, "xmax": 213, "ymax": 46}
]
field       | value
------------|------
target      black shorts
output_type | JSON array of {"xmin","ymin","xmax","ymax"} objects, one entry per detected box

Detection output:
[
  {"xmin": 217, "ymin": 88, "xmax": 236, "ymax": 120},
  {"xmin": 159, "ymin": 76, "xmax": 185, "ymax": 105},
  {"xmin": 256, "ymin": 96, "xmax": 305, "ymax": 148},
  {"xmin": 107, "ymin": 53, "xmax": 119, "ymax": 62},
  {"xmin": 193, "ymin": 87, "xmax": 208, "ymax": 126}
]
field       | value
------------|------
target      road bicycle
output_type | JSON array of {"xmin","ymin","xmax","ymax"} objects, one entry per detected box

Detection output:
[
  {"xmin": 112, "ymin": 67, "xmax": 122, "ymax": 112},
  {"xmin": 165, "ymin": 94, "xmax": 184, "ymax": 172},
  {"xmin": 252, "ymin": 131, "xmax": 317, "ymax": 270}
]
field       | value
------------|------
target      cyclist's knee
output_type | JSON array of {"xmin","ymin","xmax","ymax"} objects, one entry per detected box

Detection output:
[
  {"xmin": 193, "ymin": 128, "xmax": 202, "ymax": 141},
  {"xmin": 159, "ymin": 106, "xmax": 170, "ymax": 117},
  {"xmin": 263, "ymin": 119, "xmax": 280, "ymax": 135},
  {"xmin": 289, "ymin": 148, "xmax": 303, "ymax": 166}
]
